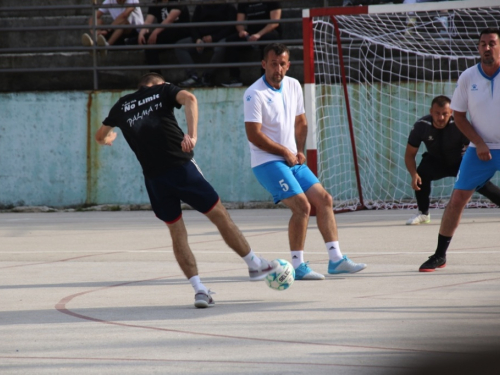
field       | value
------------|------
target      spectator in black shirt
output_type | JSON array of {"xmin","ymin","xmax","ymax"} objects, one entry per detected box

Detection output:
[
  {"xmin": 175, "ymin": 3, "xmax": 237, "ymax": 87},
  {"xmin": 404, "ymin": 95, "xmax": 500, "ymax": 225},
  {"xmin": 95, "ymin": 73, "xmax": 278, "ymax": 308},
  {"xmin": 138, "ymin": 0, "xmax": 191, "ymax": 73},
  {"xmin": 222, "ymin": 2, "xmax": 282, "ymax": 87}
]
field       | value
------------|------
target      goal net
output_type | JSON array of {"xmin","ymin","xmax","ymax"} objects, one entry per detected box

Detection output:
[{"xmin": 302, "ymin": 0, "xmax": 500, "ymax": 211}]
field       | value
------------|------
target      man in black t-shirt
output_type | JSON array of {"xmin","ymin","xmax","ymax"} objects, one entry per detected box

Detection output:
[
  {"xmin": 138, "ymin": 0, "xmax": 191, "ymax": 73},
  {"xmin": 95, "ymin": 73, "xmax": 277, "ymax": 308},
  {"xmin": 404, "ymin": 95, "xmax": 500, "ymax": 225},
  {"xmin": 221, "ymin": 2, "xmax": 282, "ymax": 87}
]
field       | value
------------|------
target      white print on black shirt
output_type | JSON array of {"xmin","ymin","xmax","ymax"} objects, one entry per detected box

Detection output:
[
  {"xmin": 122, "ymin": 99, "xmax": 137, "ymax": 112},
  {"xmin": 138, "ymin": 94, "xmax": 160, "ymax": 107},
  {"xmin": 126, "ymin": 102, "xmax": 163, "ymax": 127}
]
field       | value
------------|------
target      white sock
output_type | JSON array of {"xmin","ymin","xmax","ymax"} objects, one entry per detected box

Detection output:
[
  {"xmin": 291, "ymin": 250, "xmax": 304, "ymax": 269},
  {"xmin": 242, "ymin": 249, "xmax": 261, "ymax": 269},
  {"xmin": 189, "ymin": 275, "xmax": 206, "ymax": 293},
  {"xmin": 326, "ymin": 241, "xmax": 343, "ymax": 262}
]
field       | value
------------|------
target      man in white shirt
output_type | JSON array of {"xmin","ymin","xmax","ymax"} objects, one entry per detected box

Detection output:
[
  {"xmin": 82, "ymin": 0, "xmax": 144, "ymax": 52},
  {"xmin": 243, "ymin": 43, "xmax": 367, "ymax": 280},
  {"xmin": 419, "ymin": 28, "xmax": 500, "ymax": 272}
]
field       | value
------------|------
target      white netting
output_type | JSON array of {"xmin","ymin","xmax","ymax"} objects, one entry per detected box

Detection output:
[{"xmin": 311, "ymin": 3, "xmax": 500, "ymax": 211}]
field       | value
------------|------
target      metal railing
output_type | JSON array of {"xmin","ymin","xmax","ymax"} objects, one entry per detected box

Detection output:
[{"xmin": 0, "ymin": 1, "xmax": 306, "ymax": 90}]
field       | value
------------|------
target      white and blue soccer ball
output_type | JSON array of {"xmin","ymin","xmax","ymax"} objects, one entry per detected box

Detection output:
[{"xmin": 264, "ymin": 259, "xmax": 295, "ymax": 291}]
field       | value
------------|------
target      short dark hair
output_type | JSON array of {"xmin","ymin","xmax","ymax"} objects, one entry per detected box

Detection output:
[
  {"xmin": 138, "ymin": 72, "xmax": 165, "ymax": 88},
  {"xmin": 479, "ymin": 28, "xmax": 500, "ymax": 43},
  {"xmin": 431, "ymin": 95, "xmax": 451, "ymax": 107},
  {"xmin": 263, "ymin": 43, "xmax": 290, "ymax": 60}
]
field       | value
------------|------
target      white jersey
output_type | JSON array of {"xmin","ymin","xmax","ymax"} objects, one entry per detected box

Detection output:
[
  {"xmin": 100, "ymin": 0, "xmax": 144, "ymax": 30},
  {"xmin": 451, "ymin": 63, "xmax": 500, "ymax": 149},
  {"xmin": 243, "ymin": 75, "xmax": 305, "ymax": 167}
]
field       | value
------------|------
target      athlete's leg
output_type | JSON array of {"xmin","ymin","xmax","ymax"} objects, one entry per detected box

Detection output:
[
  {"xmin": 166, "ymin": 217, "xmax": 198, "ymax": 279},
  {"xmin": 439, "ymin": 188, "xmax": 474, "ymax": 237},
  {"xmin": 281, "ymin": 193, "xmax": 311, "ymax": 251},
  {"xmin": 476, "ymin": 181, "xmax": 500, "ymax": 206},
  {"xmin": 204, "ymin": 200, "xmax": 250, "ymax": 257},
  {"xmin": 304, "ymin": 183, "xmax": 336, "ymax": 242}
]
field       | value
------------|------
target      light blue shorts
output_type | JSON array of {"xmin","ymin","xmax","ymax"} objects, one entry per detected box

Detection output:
[
  {"xmin": 252, "ymin": 161, "xmax": 320, "ymax": 204},
  {"xmin": 455, "ymin": 148, "xmax": 500, "ymax": 190}
]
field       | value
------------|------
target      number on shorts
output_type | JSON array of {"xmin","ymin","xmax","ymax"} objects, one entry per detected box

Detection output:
[{"xmin": 279, "ymin": 179, "xmax": 289, "ymax": 192}]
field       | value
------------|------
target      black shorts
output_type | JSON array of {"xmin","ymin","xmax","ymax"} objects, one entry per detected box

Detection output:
[{"xmin": 144, "ymin": 160, "xmax": 219, "ymax": 224}]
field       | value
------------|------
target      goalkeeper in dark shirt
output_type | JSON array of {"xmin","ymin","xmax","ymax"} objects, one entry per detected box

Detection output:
[{"xmin": 404, "ymin": 95, "xmax": 500, "ymax": 225}]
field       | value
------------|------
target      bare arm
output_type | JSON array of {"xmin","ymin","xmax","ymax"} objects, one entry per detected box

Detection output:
[
  {"xmin": 95, "ymin": 124, "xmax": 117, "ymax": 146},
  {"xmin": 236, "ymin": 13, "xmax": 247, "ymax": 37},
  {"xmin": 245, "ymin": 122, "xmax": 298, "ymax": 166},
  {"xmin": 404, "ymin": 143, "xmax": 421, "ymax": 191},
  {"xmin": 295, "ymin": 113, "xmax": 307, "ymax": 165},
  {"xmin": 138, "ymin": 14, "xmax": 156, "ymax": 44},
  {"xmin": 148, "ymin": 9, "xmax": 182, "ymax": 44},
  {"xmin": 248, "ymin": 9, "xmax": 281, "ymax": 41},
  {"xmin": 113, "ymin": 7, "xmax": 136, "ymax": 24},
  {"xmin": 176, "ymin": 90, "xmax": 198, "ymax": 153},
  {"xmin": 454, "ymin": 110, "xmax": 491, "ymax": 161}
]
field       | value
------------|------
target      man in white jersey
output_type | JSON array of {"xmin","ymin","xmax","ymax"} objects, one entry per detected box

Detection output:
[
  {"xmin": 243, "ymin": 43, "xmax": 367, "ymax": 280},
  {"xmin": 419, "ymin": 28, "xmax": 500, "ymax": 272}
]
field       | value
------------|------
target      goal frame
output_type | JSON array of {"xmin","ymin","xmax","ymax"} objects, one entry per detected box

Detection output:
[{"xmin": 302, "ymin": 0, "xmax": 500, "ymax": 212}]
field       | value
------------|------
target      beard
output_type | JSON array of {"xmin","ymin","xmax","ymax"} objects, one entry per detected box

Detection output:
[{"xmin": 482, "ymin": 54, "xmax": 494, "ymax": 65}]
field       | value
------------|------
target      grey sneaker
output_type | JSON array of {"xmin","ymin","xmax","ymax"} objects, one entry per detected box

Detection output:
[
  {"xmin": 221, "ymin": 78, "xmax": 243, "ymax": 88},
  {"xmin": 82, "ymin": 33, "xmax": 93, "ymax": 47},
  {"xmin": 194, "ymin": 289, "xmax": 215, "ymax": 308},
  {"xmin": 249, "ymin": 257, "xmax": 279, "ymax": 281},
  {"xmin": 178, "ymin": 76, "xmax": 201, "ymax": 87},
  {"xmin": 97, "ymin": 34, "xmax": 109, "ymax": 56}
]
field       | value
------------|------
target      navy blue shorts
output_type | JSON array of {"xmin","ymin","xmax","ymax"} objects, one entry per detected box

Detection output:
[{"xmin": 144, "ymin": 160, "xmax": 219, "ymax": 224}]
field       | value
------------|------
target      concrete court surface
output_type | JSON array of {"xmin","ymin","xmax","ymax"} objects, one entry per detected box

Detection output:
[{"xmin": 1, "ymin": 208, "xmax": 500, "ymax": 375}]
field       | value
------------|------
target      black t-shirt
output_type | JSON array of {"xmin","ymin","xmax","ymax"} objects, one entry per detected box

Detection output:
[
  {"xmin": 407, "ymin": 114, "xmax": 469, "ymax": 167},
  {"xmin": 237, "ymin": 2, "xmax": 281, "ymax": 35},
  {"xmin": 147, "ymin": 0, "xmax": 190, "ymax": 24},
  {"xmin": 102, "ymin": 83, "xmax": 192, "ymax": 177}
]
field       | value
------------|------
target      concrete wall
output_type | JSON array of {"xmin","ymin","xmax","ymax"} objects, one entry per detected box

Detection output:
[{"xmin": 0, "ymin": 88, "xmax": 271, "ymax": 208}]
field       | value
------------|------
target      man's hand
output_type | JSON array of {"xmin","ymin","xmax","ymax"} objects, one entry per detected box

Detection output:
[
  {"xmin": 297, "ymin": 152, "xmax": 306, "ymax": 165},
  {"xmin": 148, "ymin": 31, "xmax": 159, "ymax": 45},
  {"xmin": 411, "ymin": 173, "xmax": 422, "ymax": 191},
  {"xmin": 476, "ymin": 141, "xmax": 492, "ymax": 161},
  {"xmin": 283, "ymin": 149, "xmax": 299, "ymax": 167},
  {"xmin": 181, "ymin": 134, "xmax": 197, "ymax": 153}
]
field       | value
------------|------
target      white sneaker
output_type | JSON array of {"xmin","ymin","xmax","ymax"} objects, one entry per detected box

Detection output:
[
  {"xmin": 248, "ymin": 257, "xmax": 278, "ymax": 281},
  {"xmin": 97, "ymin": 34, "xmax": 109, "ymax": 56},
  {"xmin": 406, "ymin": 212, "xmax": 430, "ymax": 225},
  {"xmin": 328, "ymin": 256, "xmax": 366, "ymax": 274}
]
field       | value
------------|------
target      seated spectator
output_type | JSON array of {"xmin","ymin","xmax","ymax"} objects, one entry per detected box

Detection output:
[
  {"xmin": 175, "ymin": 2, "xmax": 237, "ymax": 87},
  {"xmin": 138, "ymin": 0, "xmax": 191, "ymax": 74},
  {"xmin": 221, "ymin": 2, "xmax": 282, "ymax": 88},
  {"xmin": 82, "ymin": 0, "xmax": 143, "ymax": 55}
]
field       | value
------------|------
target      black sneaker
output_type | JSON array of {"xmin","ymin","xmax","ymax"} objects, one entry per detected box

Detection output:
[{"xmin": 419, "ymin": 255, "xmax": 446, "ymax": 272}]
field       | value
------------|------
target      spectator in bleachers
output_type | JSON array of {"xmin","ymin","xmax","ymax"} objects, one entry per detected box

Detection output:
[
  {"xmin": 221, "ymin": 2, "xmax": 282, "ymax": 88},
  {"xmin": 82, "ymin": 0, "xmax": 143, "ymax": 54},
  {"xmin": 175, "ymin": 2, "xmax": 237, "ymax": 87},
  {"xmin": 138, "ymin": 0, "xmax": 191, "ymax": 74}
]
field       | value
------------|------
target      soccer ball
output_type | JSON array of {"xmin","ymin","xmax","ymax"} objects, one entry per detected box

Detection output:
[{"xmin": 264, "ymin": 259, "xmax": 295, "ymax": 291}]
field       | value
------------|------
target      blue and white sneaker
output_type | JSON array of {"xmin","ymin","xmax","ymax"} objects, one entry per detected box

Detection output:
[
  {"xmin": 294, "ymin": 262, "xmax": 325, "ymax": 280},
  {"xmin": 328, "ymin": 256, "xmax": 366, "ymax": 274}
]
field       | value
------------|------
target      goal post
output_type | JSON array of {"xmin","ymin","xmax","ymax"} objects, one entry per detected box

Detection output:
[{"xmin": 303, "ymin": 0, "xmax": 500, "ymax": 212}]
